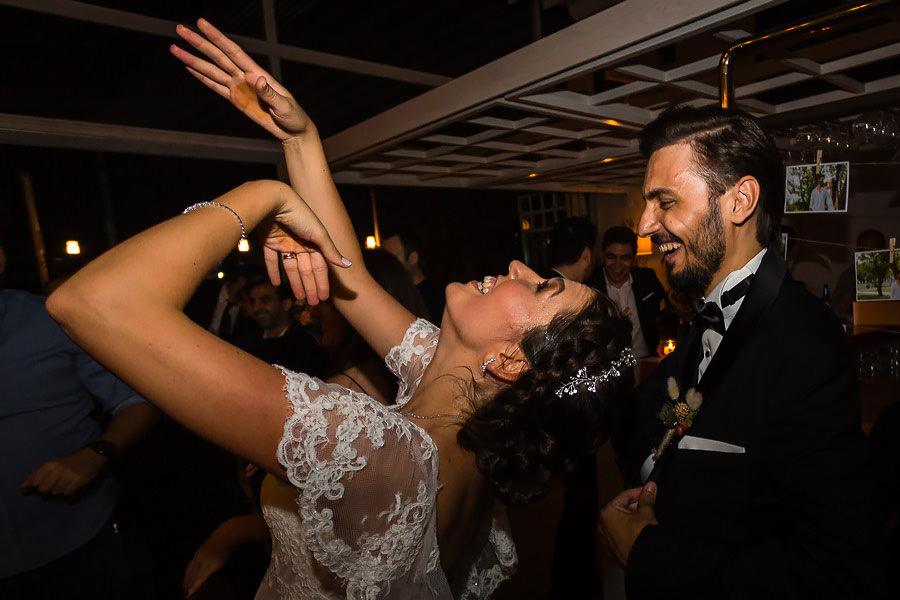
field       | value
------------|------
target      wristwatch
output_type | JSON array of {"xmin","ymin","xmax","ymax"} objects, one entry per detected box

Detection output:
[{"xmin": 86, "ymin": 440, "xmax": 120, "ymax": 461}]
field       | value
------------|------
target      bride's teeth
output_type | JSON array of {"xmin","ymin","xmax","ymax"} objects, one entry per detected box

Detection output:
[{"xmin": 480, "ymin": 276, "xmax": 492, "ymax": 294}]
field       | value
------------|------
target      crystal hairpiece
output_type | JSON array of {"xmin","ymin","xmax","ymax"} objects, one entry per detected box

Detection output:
[{"xmin": 554, "ymin": 348, "xmax": 636, "ymax": 398}]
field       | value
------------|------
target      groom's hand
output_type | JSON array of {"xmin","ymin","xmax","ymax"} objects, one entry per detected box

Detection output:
[{"xmin": 599, "ymin": 481, "xmax": 658, "ymax": 566}]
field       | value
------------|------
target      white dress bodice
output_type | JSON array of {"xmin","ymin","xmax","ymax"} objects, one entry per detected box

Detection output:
[{"xmin": 255, "ymin": 319, "xmax": 517, "ymax": 599}]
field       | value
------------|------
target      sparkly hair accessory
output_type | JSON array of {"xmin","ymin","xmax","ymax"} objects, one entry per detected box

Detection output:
[{"xmin": 554, "ymin": 348, "xmax": 636, "ymax": 398}]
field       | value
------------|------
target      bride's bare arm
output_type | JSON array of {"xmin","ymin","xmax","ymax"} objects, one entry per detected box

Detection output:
[
  {"xmin": 46, "ymin": 180, "xmax": 348, "ymax": 477},
  {"xmin": 172, "ymin": 20, "xmax": 417, "ymax": 358}
]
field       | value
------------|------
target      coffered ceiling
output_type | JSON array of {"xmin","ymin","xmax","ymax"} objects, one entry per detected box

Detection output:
[{"xmin": 1, "ymin": 0, "xmax": 898, "ymax": 193}]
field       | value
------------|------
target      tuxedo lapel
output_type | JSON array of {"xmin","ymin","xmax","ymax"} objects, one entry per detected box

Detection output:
[
  {"xmin": 695, "ymin": 250, "xmax": 787, "ymax": 397},
  {"xmin": 644, "ymin": 251, "xmax": 786, "ymax": 484}
]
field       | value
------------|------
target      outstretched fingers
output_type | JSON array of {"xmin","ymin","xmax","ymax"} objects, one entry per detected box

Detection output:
[
  {"xmin": 174, "ymin": 23, "xmax": 240, "ymax": 80},
  {"xmin": 196, "ymin": 19, "xmax": 281, "ymax": 90}
]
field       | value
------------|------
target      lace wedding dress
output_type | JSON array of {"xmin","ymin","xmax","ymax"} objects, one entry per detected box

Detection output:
[{"xmin": 255, "ymin": 319, "xmax": 517, "ymax": 599}]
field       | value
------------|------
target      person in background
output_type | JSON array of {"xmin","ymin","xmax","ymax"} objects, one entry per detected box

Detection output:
[
  {"xmin": 542, "ymin": 216, "xmax": 597, "ymax": 284},
  {"xmin": 593, "ymin": 226, "xmax": 666, "ymax": 358},
  {"xmin": 233, "ymin": 279, "xmax": 326, "ymax": 377},
  {"xmin": 0, "ymin": 287, "xmax": 159, "ymax": 599},
  {"xmin": 602, "ymin": 104, "xmax": 886, "ymax": 599},
  {"xmin": 381, "ymin": 229, "xmax": 445, "ymax": 323}
]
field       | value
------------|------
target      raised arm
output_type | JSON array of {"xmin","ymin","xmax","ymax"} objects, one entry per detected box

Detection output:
[
  {"xmin": 172, "ymin": 20, "xmax": 417, "ymax": 358},
  {"xmin": 47, "ymin": 180, "xmax": 348, "ymax": 478}
]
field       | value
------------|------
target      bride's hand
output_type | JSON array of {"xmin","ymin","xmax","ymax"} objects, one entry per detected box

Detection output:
[
  {"xmin": 259, "ymin": 187, "xmax": 351, "ymax": 305},
  {"xmin": 171, "ymin": 19, "xmax": 311, "ymax": 141}
]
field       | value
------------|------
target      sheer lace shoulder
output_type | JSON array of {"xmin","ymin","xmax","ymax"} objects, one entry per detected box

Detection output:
[
  {"xmin": 385, "ymin": 318, "xmax": 439, "ymax": 407},
  {"xmin": 277, "ymin": 370, "xmax": 450, "ymax": 599},
  {"xmin": 269, "ymin": 318, "xmax": 516, "ymax": 599}
]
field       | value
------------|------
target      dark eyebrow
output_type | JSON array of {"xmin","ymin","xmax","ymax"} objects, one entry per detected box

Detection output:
[
  {"xmin": 551, "ymin": 278, "xmax": 566, "ymax": 298},
  {"xmin": 643, "ymin": 187, "xmax": 677, "ymax": 202}
]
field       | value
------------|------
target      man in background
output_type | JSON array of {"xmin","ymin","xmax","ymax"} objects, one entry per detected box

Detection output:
[
  {"xmin": 544, "ymin": 216, "xmax": 597, "ymax": 284},
  {"xmin": 382, "ymin": 230, "xmax": 445, "ymax": 323},
  {"xmin": 0, "ymin": 287, "xmax": 159, "ymax": 598},
  {"xmin": 593, "ymin": 226, "xmax": 666, "ymax": 358},
  {"xmin": 234, "ymin": 279, "xmax": 325, "ymax": 377}
]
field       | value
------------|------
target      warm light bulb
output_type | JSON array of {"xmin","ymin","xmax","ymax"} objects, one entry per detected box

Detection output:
[
  {"xmin": 636, "ymin": 236, "xmax": 653, "ymax": 256},
  {"xmin": 365, "ymin": 236, "xmax": 377, "ymax": 249},
  {"xmin": 217, "ymin": 271, "xmax": 225, "ymax": 279},
  {"xmin": 65, "ymin": 241, "xmax": 81, "ymax": 255},
  {"xmin": 237, "ymin": 239, "xmax": 250, "ymax": 252}
]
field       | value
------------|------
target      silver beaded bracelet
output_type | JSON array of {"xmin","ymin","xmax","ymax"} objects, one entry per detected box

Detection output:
[{"xmin": 182, "ymin": 201, "xmax": 247, "ymax": 240}]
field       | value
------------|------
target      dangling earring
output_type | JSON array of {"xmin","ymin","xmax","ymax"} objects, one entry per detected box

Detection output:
[{"xmin": 481, "ymin": 358, "xmax": 496, "ymax": 375}]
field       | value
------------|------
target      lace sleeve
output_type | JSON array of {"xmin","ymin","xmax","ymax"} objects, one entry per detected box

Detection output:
[
  {"xmin": 385, "ymin": 318, "xmax": 440, "ymax": 406},
  {"xmin": 277, "ymin": 370, "xmax": 450, "ymax": 599}
]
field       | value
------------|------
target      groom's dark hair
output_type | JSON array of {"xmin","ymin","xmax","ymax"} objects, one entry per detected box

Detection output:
[{"xmin": 639, "ymin": 105, "xmax": 784, "ymax": 249}]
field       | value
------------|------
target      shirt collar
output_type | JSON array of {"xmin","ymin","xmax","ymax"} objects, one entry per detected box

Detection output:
[
  {"xmin": 704, "ymin": 248, "xmax": 767, "ymax": 309},
  {"xmin": 604, "ymin": 271, "xmax": 633, "ymax": 291}
]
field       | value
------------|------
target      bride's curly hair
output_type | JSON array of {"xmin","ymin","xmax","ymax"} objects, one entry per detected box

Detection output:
[{"xmin": 457, "ymin": 291, "xmax": 633, "ymax": 505}]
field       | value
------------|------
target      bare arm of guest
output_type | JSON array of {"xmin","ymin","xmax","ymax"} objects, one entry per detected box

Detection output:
[
  {"xmin": 182, "ymin": 513, "xmax": 270, "ymax": 598},
  {"xmin": 171, "ymin": 20, "xmax": 417, "ymax": 359},
  {"xmin": 47, "ymin": 180, "xmax": 349, "ymax": 478}
]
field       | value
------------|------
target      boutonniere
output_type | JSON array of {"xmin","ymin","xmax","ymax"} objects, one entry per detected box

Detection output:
[{"xmin": 653, "ymin": 377, "xmax": 703, "ymax": 461}]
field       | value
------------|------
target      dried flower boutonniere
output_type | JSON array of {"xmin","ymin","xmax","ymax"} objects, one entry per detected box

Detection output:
[{"xmin": 653, "ymin": 377, "xmax": 703, "ymax": 461}]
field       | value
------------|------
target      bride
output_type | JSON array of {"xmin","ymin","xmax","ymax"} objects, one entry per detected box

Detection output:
[{"xmin": 48, "ymin": 20, "xmax": 634, "ymax": 600}]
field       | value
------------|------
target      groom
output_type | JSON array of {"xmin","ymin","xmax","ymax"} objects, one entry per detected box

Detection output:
[{"xmin": 602, "ymin": 106, "xmax": 886, "ymax": 598}]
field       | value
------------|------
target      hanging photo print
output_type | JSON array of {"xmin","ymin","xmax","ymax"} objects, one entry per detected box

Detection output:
[
  {"xmin": 854, "ymin": 249, "xmax": 900, "ymax": 301},
  {"xmin": 784, "ymin": 161, "xmax": 849, "ymax": 213}
]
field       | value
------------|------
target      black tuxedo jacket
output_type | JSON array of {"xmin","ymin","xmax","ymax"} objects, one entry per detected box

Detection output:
[
  {"xmin": 617, "ymin": 250, "xmax": 886, "ymax": 599},
  {"xmin": 592, "ymin": 266, "xmax": 665, "ymax": 353}
]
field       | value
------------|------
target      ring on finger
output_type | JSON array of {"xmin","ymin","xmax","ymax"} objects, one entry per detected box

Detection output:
[{"xmin": 281, "ymin": 252, "xmax": 297, "ymax": 260}]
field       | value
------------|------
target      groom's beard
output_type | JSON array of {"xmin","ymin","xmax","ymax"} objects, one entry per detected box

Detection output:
[{"xmin": 658, "ymin": 200, "xmax": 726, "ymax": 295}]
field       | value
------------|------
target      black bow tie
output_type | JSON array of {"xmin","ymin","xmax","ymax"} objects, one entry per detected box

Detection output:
[{"xmin": 693, "ymin": 274, "xmax": 755, "ymax": 335}]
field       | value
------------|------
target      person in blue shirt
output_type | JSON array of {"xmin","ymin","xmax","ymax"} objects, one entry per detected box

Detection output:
[{"xmin": 0, "ymin": 288, "xmax": 159, "ymax": 598}]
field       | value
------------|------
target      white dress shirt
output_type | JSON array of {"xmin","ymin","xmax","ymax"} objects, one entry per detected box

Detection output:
[
  {"xmin": 696, "ymin": 248, "xmax": 767, "ymax": 381},
  {"xmin": 604, "ymin": 272, "xmax": 651, "ymax": 358}
]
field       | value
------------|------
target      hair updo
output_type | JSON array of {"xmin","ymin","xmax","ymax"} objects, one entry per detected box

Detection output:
[{"xmin": 457, "ymin": 291, "xmax": 633, "ymax": 505}]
